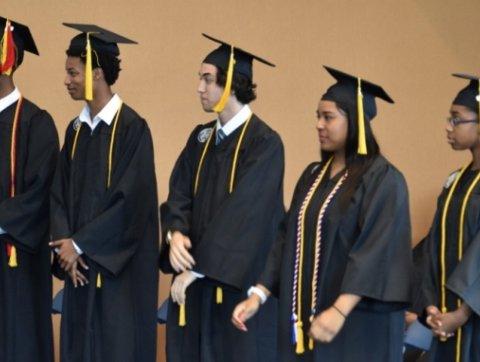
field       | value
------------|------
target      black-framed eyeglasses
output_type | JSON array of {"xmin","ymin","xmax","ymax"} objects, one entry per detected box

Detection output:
[{"xmin": 446, "ymin": 117, "xmax": 479, "ymax": 127}]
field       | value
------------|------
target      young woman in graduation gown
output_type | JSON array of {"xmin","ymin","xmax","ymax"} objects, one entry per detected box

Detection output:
[
  {"xmin": 414, "ymin": 73, "xmax": 480, "ymax": 362},
  {"xmin": 232, "ymin": 66, "xmax": 413, "ymax": 362}
]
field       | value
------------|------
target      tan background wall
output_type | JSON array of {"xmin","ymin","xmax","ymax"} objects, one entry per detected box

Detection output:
[{"xmin": 4, "ymin": 0, "xmax": 480, "ymax": 360}]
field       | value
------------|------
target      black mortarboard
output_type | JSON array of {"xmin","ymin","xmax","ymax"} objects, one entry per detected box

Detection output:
[
  {"xmin": 64, "ymin": 23, "xmax": 137, "ymax": 56},
  {"xmin": 321, "ymin": 66, "xmax": 394, "ymax": 154},
  {"xmin": 63, "ymin": 23, "xmax": 136, "ymax": 100},
  {"xmin": 0, "ymin": 17, "xmax": 38, "ymax": 73},
  {"xmin": 202, "ymin": 33, "xmax": 275, "ymax": 81},
  {"xmin": 452, "ymin": 73, "xmax": 479, "ymax": 114}
]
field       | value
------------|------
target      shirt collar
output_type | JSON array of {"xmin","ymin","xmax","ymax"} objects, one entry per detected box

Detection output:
[
  {"xmin": 216, "ymin": 105, "xmax": 252, "ymax": 136},
  {"xmin": 0, "ymin": 87, "xmax": 21, "ymax": 113},
  {"xmin": 78, "ymin": 94, "xmax": 122, "ymax": 131}
]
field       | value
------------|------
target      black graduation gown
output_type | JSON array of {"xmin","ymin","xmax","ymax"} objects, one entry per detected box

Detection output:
[
  {"xmin": 50, "ymin": 103, "xmax": 159, "ymax": 362},
  {"xmin": 415, "ymin": 168, "xmax": 480, "ymax": 362},
  {"xmin": 159, "ymin": 114, "xmax": 285, "ymax": 362},
  {"xmin": 259, "ymin": 156, "xmax": 413, "ymax": 362},
  {"xmin": 0, "ymin": 98, "xmax": 58, "ymax": 362}
]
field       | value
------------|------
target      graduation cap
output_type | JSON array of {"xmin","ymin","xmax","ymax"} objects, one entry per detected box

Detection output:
[
  {"xmin": 63, "ymin": 23, "xmax": 137, "ymax": 101},
  {"xmin": 321, "ymin": 66, "xmax": 394, "ymax": 155},
  {"xmin": 202, "ymin": 33, "xmax": 275, "ymax": 113},
  {"xmin": 0, "ymin": 17, "xmax": 39, "ymax": 75},
  {"xmin": 452, "ymin": 73, "xmax": 480, "ymax": 114}
]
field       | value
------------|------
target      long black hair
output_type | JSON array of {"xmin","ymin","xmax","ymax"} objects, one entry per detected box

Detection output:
[{"xmin": 321, "ymin": 101, "xmax": 380, "ymax": 210}]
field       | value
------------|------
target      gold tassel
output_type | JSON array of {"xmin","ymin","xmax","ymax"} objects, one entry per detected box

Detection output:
[
  {"xmin": 356, "ymin": 78, "xmax": 367, "ymax": 155},
  {"xmin": 8, "ymin": 245, "xmax": 17, "ymax": 268},
  {"xmin": 212, "ymin": 46, "xmax": 235, "ymax": 113},
  {"xmin": 295, "ymin": 321, "xmax": 305, "ymax": 354},
  {"xmin": 85, "ymin": 33, "xmax": 93, "ymax": 101},
  {"xmin": 216, "ymin": 287, "xmax": 223, "ymax": 304},
  {"xmin": 96, "ymin": 273, "xmax": 102, "ymax": 288},
  {"xmin": 179, "ymin": 303, "xmax": 186, "ymax": 326},
  {"xmin": 308, "ymin": 337, "xmax": 314, "ymax": 351}
]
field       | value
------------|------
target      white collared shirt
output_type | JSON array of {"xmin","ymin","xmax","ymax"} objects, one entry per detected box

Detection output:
[
  {"xmin": 215, "ymin": 104, "xmax": 252, "ymax": 136},
  {"xmin": 78, "ymin": 94, "xmax": 122, "ymax": 132},
  {"xmin": 0, "ymin": 87, "xmax": 21, "ymax": 114},
  {"xmin": 0, "ymin": 88, "xmax": 22, "ymax": 235}
]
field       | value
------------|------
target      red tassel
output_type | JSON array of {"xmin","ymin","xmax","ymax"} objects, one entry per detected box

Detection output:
[{"xmin": 0, "ymin": 21, "xmax": 16, "ymax": 75}]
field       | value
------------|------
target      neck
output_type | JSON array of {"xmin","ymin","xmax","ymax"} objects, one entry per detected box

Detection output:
[
  {"xmin": 0, "ymin": 75, "xmax": 16, "ymax": 99},
  {"xmin": 87, "ymin": 86, "xmax": 114, "ymax": 118},
  {"xmin": 218, "ymin": 97, "xmax": 244, "ymax": 125},
  {"xmin": 471, "ymin": 143, "xmax": 480, "ymax": 170},
  {"xmin": 332, "ymin": 149, "xmax": 346, "ymax": 168}
]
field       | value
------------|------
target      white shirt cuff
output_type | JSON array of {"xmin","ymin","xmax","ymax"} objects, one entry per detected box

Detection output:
[
  {"xmin": 0, "ymin": 227, "xmax": 6, "ymax": 235},
  {"xmin": 190, "ymin": 271, "xmax": 205, "ymax": 278},
  {"xmin": 72, "ymin": 240, "xmax": 83, "ymax": 255}
]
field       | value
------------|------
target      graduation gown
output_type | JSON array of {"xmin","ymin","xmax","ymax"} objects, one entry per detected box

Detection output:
[
  {"xmin": 159, "ymin": 114, "xmax": 285, "ymax": 362},
  {"xmin": 50, "ymin": 103, "xmax": 159, "ymax": 362},
  {"xmin": 415, "ymin": 168, "xmax": 480, "ymax": 362},
  {"xmin": 0, "ymin": 98, "xmax": 58, "ymax": 362},
  {"xmin": 259, "ymin": 156, "xmax": 412, "ymax": 362}
]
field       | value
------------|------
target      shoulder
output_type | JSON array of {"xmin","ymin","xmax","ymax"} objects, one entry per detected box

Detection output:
[
  {"xmin": 443, "ymin": 168, "xmax": 462, "ymax": 189},
  {"xmin": 361, "ymin": 155, "xmax": 408, "ymax": 191},
  {"xmin": 21, "ymin": 98, "xmax": 54, "ymax": 125},
  {"xmin": 249, "ymin": 114, "xmax": 283, "ymax": 144}
]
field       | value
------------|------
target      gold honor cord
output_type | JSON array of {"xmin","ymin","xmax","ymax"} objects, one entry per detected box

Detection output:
[
  {"xmin": 6, "ymin": 96, "xmax": 23, "ymax": 268},
  {"xmin": 294, "ymin": 157, "xmax": 333, "ymax": 354},
  {"xmin": 70, "ymin": 102, "xmax": 124, "ymax": 289},
  {"xmin": 439, "ymin": 164, "xmax": 480, "ymax": 361},
  {"xmin": 179, "ymin": 114, "xmax": 253, "ymax": 326}
]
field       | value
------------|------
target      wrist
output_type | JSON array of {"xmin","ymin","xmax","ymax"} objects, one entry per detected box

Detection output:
[{"xmin": 247, "ymin": 286, "xmax": 267, "ymax": 304}]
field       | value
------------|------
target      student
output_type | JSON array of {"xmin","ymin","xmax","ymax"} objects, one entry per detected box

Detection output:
[
  {"xmin": 50, "ymin": 23, "xmax": 159, "ymax": 362},
  {"xmin": 415, "ymin": 73, "xmax": 480, "ymax": 362},
  {"xmin": 0, "ymin": 16, "xmax": 58, "ymax": 362},
  {"xmin": 159, "ymin": 34, "xmax": 285, "ymax": 362},
  {"xmin": 233, "ymin": 66, "xmax": 413, "ymax": 362}
]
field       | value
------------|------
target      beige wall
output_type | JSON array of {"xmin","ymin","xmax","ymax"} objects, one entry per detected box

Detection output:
[{"xmin": 5, "ymin": 0, "xmax": 480, "ymax": 360}]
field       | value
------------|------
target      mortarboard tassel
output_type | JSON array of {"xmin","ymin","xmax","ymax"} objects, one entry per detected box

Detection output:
[
  {"xmin": 0, "ymin": 20, "xmax": 16, "ymax": 76},
  {"xmin": 356, "ymin": 78, "xmax": 367, "ymax": 155},
  {"xmin": 8, "ymin": 245, "xmax": 17, "ymax": 267},
  {"xmin": 85, "ymin": 33, "xmax": 93, "ymax": 101},
  {"xmin": 295, "ymin": 320, "xmax": 305, "ymax": 354},
  {"xmin": 216, "ymin": 287, "xmax": 223, "ymax": 304},
  {"xmin": 179, "ymin": 303, "xmax": 186, "ymax": 326},
  {"xmin": 213, "ymin": 45, "xmax": 235, "ymax": 113},
  {"xmin": 308, "ymin": 337, "xmax": 314, "ymax": 351},
  {"xmin": 96, "ymin": 273, "xmax": 102, "ymax": 288}
]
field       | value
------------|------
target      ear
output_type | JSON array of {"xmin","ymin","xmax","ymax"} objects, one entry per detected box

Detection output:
[{"xmin": 93, "ymin": 67, "xmax": 104, "ymax": 81}]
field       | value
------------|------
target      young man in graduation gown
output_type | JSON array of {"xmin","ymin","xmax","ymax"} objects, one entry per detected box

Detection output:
[
  {"xmin": 413, "ymin": 73, "xmax": 480, "ymax": 362},
  {"xmin": 0, "ymin": 17, "xmax": 58, "ymax": 362},
  {"xmin": 159, "ymin": 34, "xmax": 285, "ymax": 362},
  {"xmin": 49, "ymin": 24, "xmax": 159, "ymax": 362}
]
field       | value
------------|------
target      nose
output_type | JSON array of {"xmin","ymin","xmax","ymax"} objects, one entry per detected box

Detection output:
[
  {"xmin": 445, "ymin": 121, "xmax": 453, "ymax": 133},
  {"xmin": 197, "ymin": 79, "xmax": 205, "ymax": 94},
  {"xmin": 316, "ymin": 117, "xmax": 325, "ymax": 130},
  {"xmin": 64, "ymin": 75, "xmax": 71, "ymax": 87}
]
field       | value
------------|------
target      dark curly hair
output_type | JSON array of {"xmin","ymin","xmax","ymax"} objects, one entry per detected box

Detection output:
[
  {"xmin": 216, "ymin": 67, "xmax": 257, "ymax": 104},
  {"xmin": 66, "ymin": 48, "xmax": 121, "ymax": 86}
]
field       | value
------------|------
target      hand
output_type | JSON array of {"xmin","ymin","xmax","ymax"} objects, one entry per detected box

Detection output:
[
  {"xmin": 50, "ymin": 238, "xmax": 80, "ymax": 272},
  {"xmin": 68, "ymin": 257, "xmax": 89, "ymax": 288},
  {"xmin": 427, "ymin": 305, "xmax": 471, "ymax": 339},
  {"xmin": 170, "ymin": 270, "xmax": 198, "ymax": 305},
  {"xmin": 232, "ymin": 295, "xmax": 261, "ymax": 332},
  {"xmin": 309, "ymin": 306, "xmax": 346, "ymax": 343},
  {"xmin": 169, "ymin": 231, "xmax": 195, "ymax": 272}
]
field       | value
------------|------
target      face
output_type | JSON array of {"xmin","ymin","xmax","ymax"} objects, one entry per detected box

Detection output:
[
  {"xmin": 446, "ymin": 104, "xmax": 479, "ymax": 150},
  {"xmin": 197, "ymin": 63, "xmax": 224, "ymax": 112},
  {"xmin": 316, "ymin": 100, "xmax": 349, "ymax": 153},
  {"xmin": 64, "ymin": 56, "xmax": 85, "ymax": 100}
]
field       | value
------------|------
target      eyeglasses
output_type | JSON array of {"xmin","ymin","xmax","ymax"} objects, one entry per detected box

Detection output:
[{"xmin": 446, "ymin": 117, "xmax": 479, "ymax": 127}]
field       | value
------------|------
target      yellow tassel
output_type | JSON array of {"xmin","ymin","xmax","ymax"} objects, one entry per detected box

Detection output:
[
  {"xmin": 96, "ymin": 273, "xmax": 102, "ymax": 288},
  {"xmin": 213, "ymin": 46, "xmax": 235, "ymax": 113},
  {"xmin": 308, "ymin": 337, "xmax": 314, "ymax": 351},
  {"xmin": 1, "ymin": 21, "xmax": 8, "ymax": 65},
  {"xmin": 216, "ymin": 287, "xmax": 223, "ymax": 304},
  {"xmin": 8, "ymin": 245, "xmax": 17, "ymax": 268},
  {"xmin": 295, "ymin": 321, "xmax": 305, "ymax": 354},
  {"xmin": 179, "ymin": 303, "xmax": 186, "ymax": 326},
  {"xmin": 356, "ymin": 78, "xmax": 367, "ymax": 155},
  {"xmin": 85, "ymin": 33, "xmax": 93, "ymax": 101}
]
